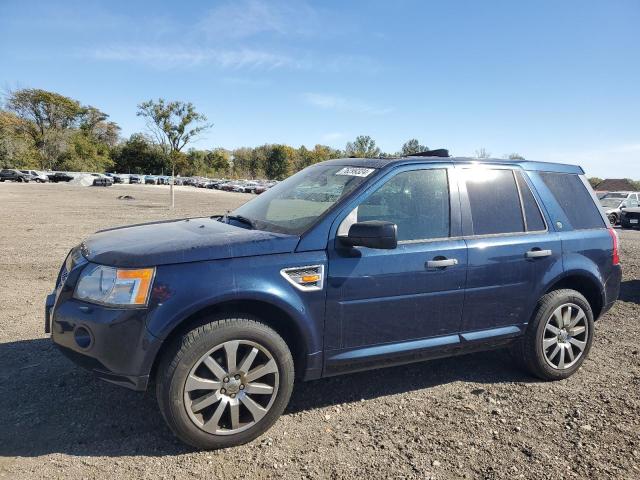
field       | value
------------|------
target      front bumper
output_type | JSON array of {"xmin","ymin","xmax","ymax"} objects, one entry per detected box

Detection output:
[{"xmin": 45, "ymin": 252, "xmax": 161, "ymax": 391}]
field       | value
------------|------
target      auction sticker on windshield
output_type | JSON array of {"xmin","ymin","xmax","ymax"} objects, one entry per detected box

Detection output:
[{"xmin": 335, "ymin": 167, "xmax": 375, "ymax": 177}]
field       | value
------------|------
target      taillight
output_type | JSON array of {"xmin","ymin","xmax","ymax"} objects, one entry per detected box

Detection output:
[{"xmin": 608, "ymin": 227, "xmax": 620, "ymax": 265}]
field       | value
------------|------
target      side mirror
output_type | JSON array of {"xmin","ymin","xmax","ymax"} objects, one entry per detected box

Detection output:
[{"xmin": 339, "ymin": 221, "xmax": 398, "ymax": 249}]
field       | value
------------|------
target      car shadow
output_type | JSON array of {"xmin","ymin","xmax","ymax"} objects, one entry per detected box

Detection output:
[
  {"xmin": 0, "ymin": 338, "xmax": 534, "ymax": 458},
  {"xmin": 618, "ymin": 279, "xmax": 640, "ymax": 304}
]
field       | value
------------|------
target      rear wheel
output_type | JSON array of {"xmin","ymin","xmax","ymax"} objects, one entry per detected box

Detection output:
[
  {"xmin": 156, "ymin": 316, "xmax": 294, "ymax": 449},
  {"xmin": 516, "ymin": 289, "xmax": 594, "ymax": 380},
  {"xmin": 608, "ymin": 213, "xmax": 618, "ymax": 226}
]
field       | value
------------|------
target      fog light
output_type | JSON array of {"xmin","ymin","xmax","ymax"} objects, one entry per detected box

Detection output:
[{"xmin": 74, "ymin": 326, "xmax": 93, "ymax": 350}]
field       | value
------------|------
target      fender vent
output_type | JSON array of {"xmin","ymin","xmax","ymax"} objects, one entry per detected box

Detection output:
[{"xmin": 280, "ymin": 265, "xmax": 325, "ymax": 291}]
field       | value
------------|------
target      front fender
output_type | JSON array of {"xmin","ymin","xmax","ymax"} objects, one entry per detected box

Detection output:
[{"xmin": 145, "ymin": 252, "xmax": 327, "ymax": 357}]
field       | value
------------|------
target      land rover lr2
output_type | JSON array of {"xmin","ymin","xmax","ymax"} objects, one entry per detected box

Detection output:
[{"xmin": 46, "ymin": 156, "xmax": 621, "ymax": 449}]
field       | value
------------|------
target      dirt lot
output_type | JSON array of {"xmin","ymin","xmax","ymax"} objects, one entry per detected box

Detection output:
[{"xmin": 1, "ymin": 182, "xmax": 639, "ymax": 479}]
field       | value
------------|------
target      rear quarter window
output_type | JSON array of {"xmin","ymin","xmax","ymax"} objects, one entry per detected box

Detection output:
[{"xmin": 539, "ymin": 172, "xmax": 605, "ymax": 230}]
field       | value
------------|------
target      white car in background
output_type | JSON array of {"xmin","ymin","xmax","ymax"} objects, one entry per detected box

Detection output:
[{"xmin": 20, "ymin": 170, "xmax": 49, "ymax": 182}]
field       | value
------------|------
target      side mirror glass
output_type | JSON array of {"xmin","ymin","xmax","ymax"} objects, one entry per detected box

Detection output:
[{"xmin": 339, "ymin": 221, "xmax": 398, "ymax": 249}]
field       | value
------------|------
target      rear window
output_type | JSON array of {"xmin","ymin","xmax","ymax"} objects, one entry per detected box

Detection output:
[
  {"xmin": 463, "ymin": 168, "xmax": 524, "ymax": 235},
  {"xmin": 539, "ymin": 172, "xmax": 605, "ymax": 230}
]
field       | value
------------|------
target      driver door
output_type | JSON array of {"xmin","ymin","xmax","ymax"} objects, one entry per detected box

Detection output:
[{"xmin": 323, "ymin": 165, "xmax": 467, "ymax": 372}]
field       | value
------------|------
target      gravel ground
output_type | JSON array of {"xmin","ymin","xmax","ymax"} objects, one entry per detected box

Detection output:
[{"xmin": 0, "ymin": 182, "xmax": 639, "ymax": 480}]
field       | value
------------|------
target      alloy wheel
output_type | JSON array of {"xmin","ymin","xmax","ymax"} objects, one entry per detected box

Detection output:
[
  {"xmin": 542, "ymin": 303, "xmax": 589, "ymax": 370},
  {"xmin": 183, "ymin": 340, "xmax": 279, "ymax": 435}
]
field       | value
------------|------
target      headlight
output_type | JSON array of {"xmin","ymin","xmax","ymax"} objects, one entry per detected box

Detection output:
[{"xmin": 74, "ymin": 264, "xmax": 155, "ymax": 307}]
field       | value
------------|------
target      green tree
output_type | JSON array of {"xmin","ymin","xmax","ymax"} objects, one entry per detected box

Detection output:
[
  {"xmin": 264, "ymin": 144, "xmax": 290, "ymax": 180},
  {"xmin": 5, "ymin": 88, "xmax": 84, "ymax": 169},
  {"xmin": 0, "ymin": 110, "xmax": 39, "ymax": 168},
  {"xmin": 345, "ymin": 135, "xmax": 380, "ymax": 158},
  {"xmin": 588, "ymin": 177, "xmax": 603, "ymax": 189},
  {"xmin": 58, "ymin": 131, "xmax": 113, "ymax": 172},
  {"xmin": 112, "ymin": 133, "xmax": 168, "ymax": 174},
  {"xmin": 401, "ymin": 138, "xmax": 427, "ymax": 156},
  {"xmin": 137, "ymin": 98, "xmax": 211, "ymax": 207}
]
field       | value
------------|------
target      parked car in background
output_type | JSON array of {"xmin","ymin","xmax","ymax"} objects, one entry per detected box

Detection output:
[
  {"xmin": 49, "ymin": 172, "xmax": 75, "ymax": 182},
  {"xmin": 91, "ymin": 174, "xmax": 113, "ymax": 187},
  {"xmin": 20, "ymin": 170, "xmax": 49, "ymax": 182},
  {"xmin": 620, "ymin": 207, "xmax": 640, "ymax": 229},
  {"xmin": 145, "ymin": 175, "xmax": 158, "ymax": 185},
  {"xmin": 0, "ymin": 169, "xmax": 33, "ymax": 182},
  {"xmin": 599, "ymin": 191, "xmax": 639, "ymax": 225},
  {"xmin": 46, "ymin": 156, "xmax": 621, "ymax": 450},
  {"xmin": 129, "ymin": 175, "xmax": 142, "ymax": 184}
]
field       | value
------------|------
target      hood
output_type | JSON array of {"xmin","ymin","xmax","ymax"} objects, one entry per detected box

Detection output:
[{"xmin": 82, "ymin": 217, "xmax": 300, "ymax": 267}]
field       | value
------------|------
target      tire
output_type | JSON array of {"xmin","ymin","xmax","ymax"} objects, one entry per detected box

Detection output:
[
  {"xmin": 156, "ymin": 316, "xmax": 295, "ymax": 450},
  {"xmin": 608, "ymin": 213, "xmax": 618, "ymax": 226},
  {"xmin": 515, "ymin": 289, "xmax": 594, "ymax": 381}
]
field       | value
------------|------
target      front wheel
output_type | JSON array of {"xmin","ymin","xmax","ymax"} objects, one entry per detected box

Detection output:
[
  {"xmin": 515, "ymin": 289, "xmax": 594, "ymax": 381},
  {"xmin": 156, "ymin": 316, "xmax": 295, "ymax": 449},
  {"xmin": 608, "ymin": 213, "xmax": 618, "ymax": 226}
]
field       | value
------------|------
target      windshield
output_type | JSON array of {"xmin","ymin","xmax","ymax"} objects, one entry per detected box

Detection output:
[
  {"xmin": 600, "ymin": 198, "xmax": 623, "ymax": 208},
  {"xmin": 232, "ymin": 164, "xmax": 376, "ymax": 235}
]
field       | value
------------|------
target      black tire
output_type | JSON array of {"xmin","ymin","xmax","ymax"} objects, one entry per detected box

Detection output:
[
  {"xmin": 156, "ymin": 316, "xmax": 295, "ymax": 450},
  {"xmin": 515, "ymin": 289, "xmax": 594, "ymax": 381},
  {"xmin": 608, "ymin": 213, "xmax": 618, "ymax": 226}
]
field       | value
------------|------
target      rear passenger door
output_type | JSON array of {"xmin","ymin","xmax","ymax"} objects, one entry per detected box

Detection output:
[{"xmin": 457, "ymin": 166, "xmax": 562, "ymax": 338}]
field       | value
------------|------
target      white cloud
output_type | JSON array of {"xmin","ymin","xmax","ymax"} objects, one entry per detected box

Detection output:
[
  {"xmin": 303, "ymin": 93, "xmax": 392, "ymax": 115},
  {"xmin": 197, "ymin": 0, "xmax": 318, "ymax": 39},
  {"xmin": 87, "ymin": 46, "xmax": 296, "ymax": 70}
]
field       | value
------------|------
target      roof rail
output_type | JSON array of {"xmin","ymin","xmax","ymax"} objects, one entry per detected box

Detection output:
[{"xmin": 410, "ymin": 149, "xmax": 449, "ymax": 158}]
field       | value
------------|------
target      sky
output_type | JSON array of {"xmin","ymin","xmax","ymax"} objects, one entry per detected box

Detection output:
[{"xmin": 1, "ymin": 0, "xmax": 639, "ymax": 178}]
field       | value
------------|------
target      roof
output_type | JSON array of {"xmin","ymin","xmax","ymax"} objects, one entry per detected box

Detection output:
[
  {"xmin": 594, "ymin": 178, "xmax": 637, "ymax": 192},
  {"xmin": 319, "ymin": 156, "xmax": 584, "ymax": 174}
]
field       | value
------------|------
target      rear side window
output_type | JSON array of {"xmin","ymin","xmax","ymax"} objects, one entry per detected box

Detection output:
[
  {"xmin": 515, "ymin": 171, "xmax": 546, "ymax": 231},
  {"xmin": 463, "ymin": 169, "xmax": 524, "ymax": 235},
  {"xmin": 539, "ymin": 172, "xmax": 605, "ymax": 230}
]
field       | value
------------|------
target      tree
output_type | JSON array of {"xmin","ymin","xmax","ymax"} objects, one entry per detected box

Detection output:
[
  {"xmin": 137, "ymin": 98, "xmax": 211, "ymax": 207},
  {"xmin": 58, "ymin": 130, "xmax": 114, "ymax": 172},
  {"xmin": 5, "ymin": 88, "xmax": 84, "ymax": 169},
  {"xmin": 345, "ymin": 135, "xmax": 380, "ymax": 158},
  {"xmin": 0, "ymin": 110, "xmax": 39, "ymax": 168},
  {"xmin": 475, "ymin": 148, "xmax": 490, "ymax": 159},
  {"xmin": 506, "ymin": 152, "xmax": 525, "ymax": 160},
  {"xmin": 401, "ymin": 138, "xmax": 427, "ymax": 156},
  {"xmin": 264, "ymin": 145, "xmax": 290, "ymax": 180},
  {"xmin": 588, "ymin": 177, "xmax": 603, "ymax": 189},
  {"xmin": 80, "ymin": 106, "xmax": 120, "ymax": 147},
  {"xmin": 111, "ymin": 133, "xmax": 168, "ymax": 174}
]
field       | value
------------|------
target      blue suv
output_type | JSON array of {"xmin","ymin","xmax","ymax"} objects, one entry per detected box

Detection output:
[{"xmin": 45, "ymin": 156, "xmax": 621, "ymax": 449}]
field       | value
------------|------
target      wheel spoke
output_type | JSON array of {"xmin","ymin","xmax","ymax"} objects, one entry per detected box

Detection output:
[
  {"xmin": 568, "ymin": 337, "xmax": 586, "ymax": 352},
  {"xmin": 203, "ymin": 356, "xmax": 227, "ymax": 380},
  {"xmin": 546, "ymin": 324, "xmax": 560, "ymax": 335},
  {"xmin": 569, "ymin": 326, "xmax": 586, "ymax": 336},
  {"xmin": 548, "ymin": 345, "xmax": 561, "ymax": 361},
  {"xmin": 552, "ymin": 308, "xmax": 563, "ymax": 327},
  {"xmin": 238, "ymin": 347, "xmax": 259, "ymax": 374},
  {"xmin": 190, "ymin": 391, "xmax": 219, "ymax": 413},
  {"xmin": 244, "ymin": 382, "xmax": 274, "ymax": 395},
  {"xmin": 229, "ymin": 399, "xmax": 240, "ymax": 430},
  {"xmin": 224, "ymin": 341, "xmax": 239, "ymax": 373},
  {"xmin": 185, "ymin": 374, "xmax": 222, "ymax": 392},
  {"xmin": 557, "ymin": 345, "xmax": 566, "ymax": 369},
  {"xmin": 543, "ymin": 337, "xmax": 558, "ymax": 350},
  {"xmin": 566, "ymin": 344, "xmax": 575, "ymax": 362},
  {"xmin": 569, "ymin": 310, "xmax": 586, "ymax": 328},
  {"xmin": 203, "ymin": 397, "xmax": 229, "ymax": 433},
  {"xmin": 562, "ymin": 306, "xmax": 571, "ymax": 328},
  {"xmin": 245, "ymin": 359, "xmax": 278, "ymax": 383},
  {"xmin": 240, "ymin": 394, "xmax": 268, "ymax": 422}
]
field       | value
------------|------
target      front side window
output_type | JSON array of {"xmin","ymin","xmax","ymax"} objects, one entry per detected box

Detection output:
[
  {"xmin": 341, "ymin": 169, "xmax": 450, "ymax": 242},
  {"xmin": 232, "ymin": 164, "xmax": 375, "ymax": 235},
  {"xmin": 463, "ymin": 168, "xmax": 524, "ymax": 235}
]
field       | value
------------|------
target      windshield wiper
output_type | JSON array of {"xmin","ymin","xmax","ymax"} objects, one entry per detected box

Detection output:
[{"xmin": 222, "ymin": 214, "xmax": 256, "ymax": 229}]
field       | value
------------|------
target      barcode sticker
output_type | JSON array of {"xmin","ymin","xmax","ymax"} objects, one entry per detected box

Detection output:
[{"xmin": 336, "ymin": 167, "xmax": 375, "ymax": 177}]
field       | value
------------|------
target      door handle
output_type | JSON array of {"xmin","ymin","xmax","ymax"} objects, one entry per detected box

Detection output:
[
  {"xmin": 426, "ymin": 258, "xmax": 458, "ymax": 269},
  {"xmin": 525, "ymin": 249, "xmax": 552, "ymax": 259}
]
